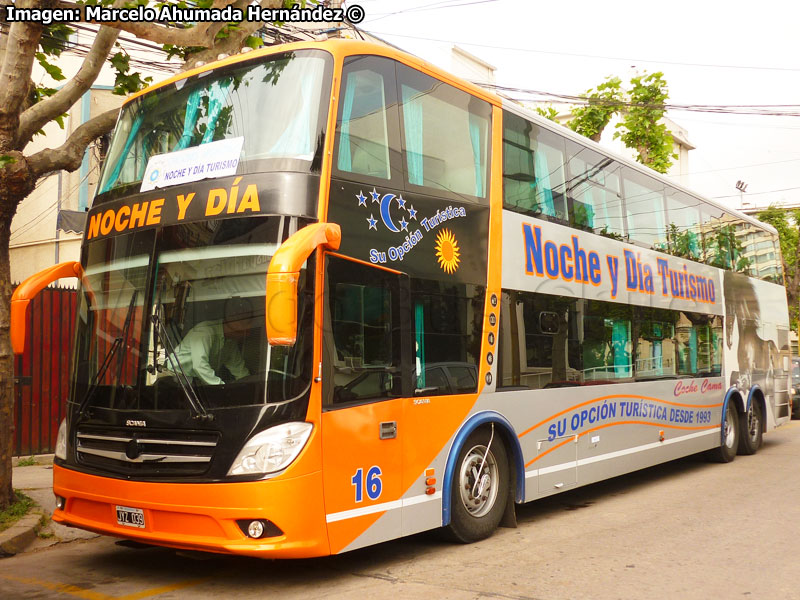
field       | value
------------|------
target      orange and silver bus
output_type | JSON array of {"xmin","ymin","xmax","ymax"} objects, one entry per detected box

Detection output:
[{"xmin": 12, "ymin": 39, "xmax": 791, "ymax": 558}]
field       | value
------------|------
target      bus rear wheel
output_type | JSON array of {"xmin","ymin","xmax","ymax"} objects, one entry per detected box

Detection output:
[
  {"xmin": 708, "ymin": 401, "xmax": 739, "ymax": 463},
  {"xmin": 738, "ymin": 400, "xmax": 763, "ymax": 455},
  {"xmin": 446, "ymin": 428, "xmax": 509, "ymax": 543}
]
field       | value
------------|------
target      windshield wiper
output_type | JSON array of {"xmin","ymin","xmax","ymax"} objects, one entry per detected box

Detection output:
[
  {"xmin": 150, "ymin": 306, "xmax": 213, "ymax": 422},
  {"xmin": 78, "ymin": 291, "xmax": 137, "ymax": 419}
]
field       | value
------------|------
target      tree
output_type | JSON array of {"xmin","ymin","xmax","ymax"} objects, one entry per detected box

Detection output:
[
  {"xmin": 757, "ymin": 206, "xmax": 800, "ymax": 330},
  {"xmin": 566, "ymin": 72, "xmax": 677, "ymax": 174},
  {"xmin": 614, "ymin": 72, "xmax": 677, "ymax": 174},
  {"xmin": 567, "ymin": 76, "xmax": 622, "ymax": 142},
  {"xmin": 0, "ymin": 0, "xmax": 291, "ymax": 510}
]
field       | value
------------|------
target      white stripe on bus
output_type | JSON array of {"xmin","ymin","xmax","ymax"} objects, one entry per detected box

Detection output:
[
  {"xmin": 526, "ymin": 428, "xmax": 719, "ymax": 479},
  {"xmin": 327, "ymin": 429, "xmax": 719, "ymax": 522},
  {"xmin": 326, "ymin": 491, "xmax": 443, "ymax": 523}
]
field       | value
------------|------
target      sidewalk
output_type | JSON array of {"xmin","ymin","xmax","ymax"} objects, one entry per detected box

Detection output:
[{"xmin": 0, "ymin": 456, "xmax": 98, "ymax": 556}]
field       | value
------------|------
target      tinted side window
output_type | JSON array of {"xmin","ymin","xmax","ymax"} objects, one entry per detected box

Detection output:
[
  {"xmin": 398, "ymin": 64, "xmax": 491, "ymax": 201},
  {"xmin": 503, "ymin": 111, "xmax": 567, "ymax": 222},
  {"xmin": 324, "ymin": 255, "xmax": 409, "ymax": 406},
  {"xmin": 623, "ymin": 168, "xmax": 666, "ymax": 250},
  {"xmin": 413, "ymin": 279, "xmax": 484, "ymax": 396},
  {"xmin": 497, "ymin": 290, "xmax": 723, "ymax": 390},
  {"xmin": 664, "ymin": 189, "xmax": 704, "ymax": 262},
  {"xmin": 334, "ymin": 56, "xmax": 401, "ymax": 185},
  {"xmin": 565, "ymin": 142, "xmax": 625, "ymax": 239}
]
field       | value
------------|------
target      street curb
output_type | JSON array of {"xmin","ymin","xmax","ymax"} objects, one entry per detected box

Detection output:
[
  {"xmin": 12, "ymin": 454, "xmax": 54, "ymax": 467},
  {"xmin": 0, "ymin": 513, "xmax": 41, "ymax": 557}
]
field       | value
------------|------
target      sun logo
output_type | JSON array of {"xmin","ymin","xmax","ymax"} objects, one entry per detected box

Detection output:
[{"xmin": 435, "ymin": 228, "xmax": 461, "ymax": 274}]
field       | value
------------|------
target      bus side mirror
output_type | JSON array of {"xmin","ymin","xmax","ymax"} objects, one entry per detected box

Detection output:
[
  {"xmin": 11, "ymin": 261, "xmax": 83, "ymax": 354},
  {"xmin": 266, "ymin": 223, "xmax": 341, "ymax": 346}
]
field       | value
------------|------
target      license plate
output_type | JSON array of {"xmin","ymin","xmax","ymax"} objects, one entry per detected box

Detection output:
[{"xmin": 116, "ymin": 505, "xmax": 145, "ymax": 529}]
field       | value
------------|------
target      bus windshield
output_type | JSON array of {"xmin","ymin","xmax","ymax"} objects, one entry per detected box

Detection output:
[
  {"xmin": 98, "ymin": 50, "xmax": 332, "ymax": 195},
  {"xmin": 73, "ymin": 217, "xmax": 314, "ymax": 412}
]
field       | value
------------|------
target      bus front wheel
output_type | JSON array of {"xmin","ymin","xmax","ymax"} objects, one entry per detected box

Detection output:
[
  {"xmin": 708, "ymin": 401, "xmax": 739, "ymax": 463},
  {"xmin": 446, "ymin": 428, "xmax": 509, "ymax": 543}
]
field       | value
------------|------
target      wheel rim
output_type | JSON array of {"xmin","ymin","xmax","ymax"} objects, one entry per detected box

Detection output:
[
  {"xmin": 724, "ymin": 405, "xmax": 736, "ymax": 448},
  {"xmin": 747, "ymin": 405, "xmax": 760, "ymax": 443},
  {"xmin": 458, "ymin": 444, "xmax": 499, "ymax": 518}
]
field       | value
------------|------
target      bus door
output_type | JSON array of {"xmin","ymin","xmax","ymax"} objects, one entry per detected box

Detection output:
[{"xmin": 320, "ymin": 254, "xmax": 412, "ymax": 553}]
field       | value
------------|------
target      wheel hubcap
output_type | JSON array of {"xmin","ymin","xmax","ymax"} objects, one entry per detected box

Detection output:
[
  {"xmin": 748, "ymin": 407, "xmax": 760, "ymax": 442},
  {"xmin": 724, "ymin": 407, "xmax": 736, "ymax": 448},
  {"xmin": 458, "ymin": 445, "xmax": 499, "ymax": 518}
]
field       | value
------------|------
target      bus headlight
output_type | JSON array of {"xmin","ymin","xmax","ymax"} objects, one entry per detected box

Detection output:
[
  {"xmin": 227, "ymin": 422, "xmax": 313, "ymax": 476},
  {"xmin": 55, "ymin": 419, "xmax": 67, "ymax": 460}
]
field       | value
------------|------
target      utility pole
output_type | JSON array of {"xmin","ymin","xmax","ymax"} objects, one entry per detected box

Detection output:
[
  {"xmin": 736, "ymin": 180, "xmax": 748, "ymax": 209},
  {"xmin": 329, "ymin": 0, "xmax": 344, "ymax": 38}
]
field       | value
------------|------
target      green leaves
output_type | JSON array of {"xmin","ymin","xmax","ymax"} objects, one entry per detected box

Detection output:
[
  {"xmin": 614, "ymin": 72, "xmax": 677, "ymax": 174},
  {"xmin": 109, "ymin": 51, "xmax": 153, "ymax": 96},
  {"xmin": 534, "ymin": 106, "xmax": 559, "ymax": 122},
  {"xmin": 35, "ymin": 53, "xmax": 65, "ymax": 82},
  {"xmin": 39, "ymin": 23, "xmax": 75, "ymax": 57},
  {"xmin": 244, "ymin": 35, "xmax": 265, "ymax": 50},
  {"xmin": 567, "ymin": 72, "xmax": 677, "ymax": 173},
  {"xmin": 0, "ymin": 155, "xmax": 17, "ymax": 168},
  {"xmin": 35, "ymin": 22, "xmax": 74, "ymax": 89},
  {"xmin": 567, "ymin": 76, "xmax": 623, "ymax": 142}
]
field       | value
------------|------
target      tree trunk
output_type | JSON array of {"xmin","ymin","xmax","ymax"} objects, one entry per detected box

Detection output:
[
  {"xmin": 0, "ymin": 212, "xmax": 16, "ymax": 508},
  {"xmin": 0, "ymin": 152, "xmax": 32, "ymax": 509}
]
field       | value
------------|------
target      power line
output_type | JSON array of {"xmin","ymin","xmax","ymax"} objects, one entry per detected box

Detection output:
[
  {"xmin": 365, "ymin": 30, "xmax": 800, "ymax": 73},
  {"xmin": 10, "ymin": 165, "xmax": 97, "ymax": 240},
  {"xmin": 364, "ymin": 0, "xmax": 501, "ymax": 23},
  {"xmin": 713, "ymin": 185, "xmax": 800, "ymax": 199},
  {"xmin": 496, "ymin": 86, "xmax": 800, "ymax": 117},
  {"xmin": 665, "ymin": 157, "xmax": 800, "ymax": 177}
]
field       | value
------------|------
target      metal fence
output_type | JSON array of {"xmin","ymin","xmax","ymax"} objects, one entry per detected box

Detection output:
[{"xmin": 13, "ymin": 285, "xmax": 77, "ymax": 456}]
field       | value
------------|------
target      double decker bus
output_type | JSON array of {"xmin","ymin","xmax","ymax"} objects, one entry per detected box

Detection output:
[{"xmin": 12, "ymin": 39, "xmax": 790, "ymax": 558}]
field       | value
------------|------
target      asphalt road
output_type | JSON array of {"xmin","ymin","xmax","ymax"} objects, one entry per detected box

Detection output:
[{"xmin": 2, "ymin": 421, "xmax": 800, "ymax": 600}]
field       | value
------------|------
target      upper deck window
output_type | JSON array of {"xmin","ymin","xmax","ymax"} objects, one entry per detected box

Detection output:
[
  {"xmin": 98, "ymin": 50, "xmax": 332, "ymax": 196},
  {"xmin": 503, "ymin": 111, "xmax": 567, "ymax": 221},
  {"xmin": 334, "ymin": 55, "xmax": 400, "ymax": 183},
  {"xmin": 623, "ymin": 168, "xmax": 666, "ymax": 250},
  {"xmin": 565, "ymin": 142, "xmax": 624, "ymax": 239},
  {"xmin": 398, "ymin": 65, "xmax": 491, "ymax": 201}
]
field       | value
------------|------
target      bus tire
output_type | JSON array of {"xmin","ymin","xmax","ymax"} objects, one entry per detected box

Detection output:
[
  {"xmin": 445, "ymin": 429, "xmax": 509, "ymax": 543},
  {"xmin": 738, "ymin": 399, "xmax": 763, "ymax": 455},
  {"xmin": 708, "ymin": 401, "xmax": 739, "ymax": 463}
]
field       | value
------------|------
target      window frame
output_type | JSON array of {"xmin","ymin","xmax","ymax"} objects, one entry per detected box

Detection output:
[
  {"xmin": 396, "ymin": 62, "xmax": 492, "ymax": 205},
  {"xmin": 322, "ymin": 253, "xmax": 413, "ymax": 409},
  {"xmin": 331, "ymin": 55, "xmax": 404, "ymax": 190}
]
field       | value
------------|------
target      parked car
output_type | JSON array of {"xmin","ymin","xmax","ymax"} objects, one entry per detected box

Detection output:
[{"xmin": 333, "ymin": 362, "xmax": 478, "ymax": 404}]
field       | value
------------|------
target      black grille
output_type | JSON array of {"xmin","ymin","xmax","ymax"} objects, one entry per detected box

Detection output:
[{"xmin": 75, "ymin": 426, "xmax": 220, "ymax": 477}]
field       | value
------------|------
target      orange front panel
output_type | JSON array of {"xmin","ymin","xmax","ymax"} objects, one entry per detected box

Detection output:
[
  {"xmin": 321, "ymin": 399, "xmax": 403, "ymax": 553},
  {"xmin": 400, "ymin": 393, "xmax": 478, "ymax": 493},
  {"xmin": 53, "ymin": 464, "xmax": 330, "ymax": 559}
]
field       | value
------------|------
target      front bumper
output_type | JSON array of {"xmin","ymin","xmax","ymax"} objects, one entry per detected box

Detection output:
[{"xmin": 52, "ymin": 464, "xmax": 330, "ymax": 558}]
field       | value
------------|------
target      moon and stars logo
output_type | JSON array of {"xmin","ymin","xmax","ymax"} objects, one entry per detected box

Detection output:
[
  {"xmin": 356, "ymin": 188, "xmax": 417, "ymax": 232},
  {"xmin": 357, "ymin": 187, "xmax": 464, "ymax": 275}
]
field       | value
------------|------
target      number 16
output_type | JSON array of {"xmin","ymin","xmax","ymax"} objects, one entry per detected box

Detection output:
[{"xmin": 351, "ymin": 466, "xmax": 382, "ymax": 502}]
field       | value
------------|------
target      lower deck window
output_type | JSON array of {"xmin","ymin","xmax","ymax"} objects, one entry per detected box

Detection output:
[{"xmin": 496, "ymin": 289, "xmax": 722, "ymax": 390}]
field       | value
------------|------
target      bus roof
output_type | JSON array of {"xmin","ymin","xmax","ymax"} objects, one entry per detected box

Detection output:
[
  {"xmin": 123, "ymin": 38, "xmax": 501, "ymax": 108},
  {"xmin": 123, "ymin": 38, "xmax": 776, "ymax": 237}
]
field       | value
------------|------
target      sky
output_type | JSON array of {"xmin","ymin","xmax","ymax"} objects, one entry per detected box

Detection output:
[{"xmin": 348, "ymin": 0, "xmax": 800, "ymax": 213}]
